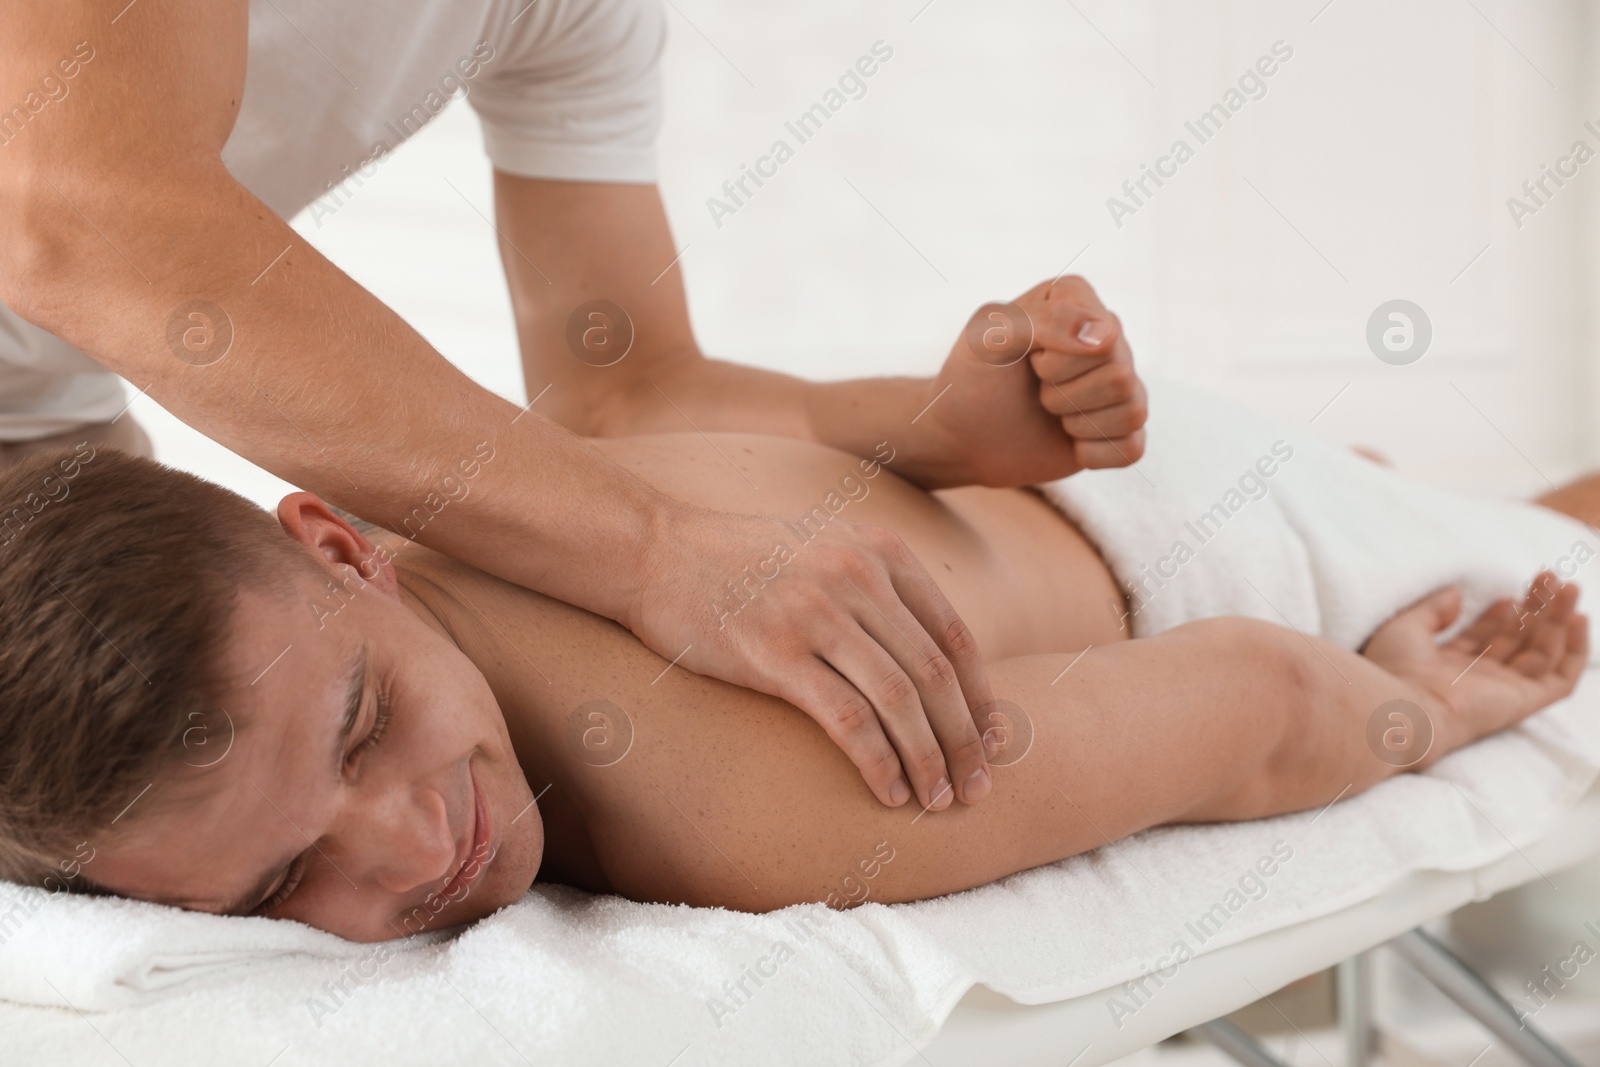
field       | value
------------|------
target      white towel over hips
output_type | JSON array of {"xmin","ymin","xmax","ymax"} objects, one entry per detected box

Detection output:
[{"xmin": 1040, "ymin": 379, "xmax": 1598, "ymax": 654}]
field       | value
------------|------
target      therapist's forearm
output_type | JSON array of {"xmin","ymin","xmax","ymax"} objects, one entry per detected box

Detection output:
[
  {"xmin": 490, "ymin": 176, "xmax": 955, "ymax": 484},
  {"xmin": 0, "ymin": 164, "xmax": 667, "ymax": 622}
]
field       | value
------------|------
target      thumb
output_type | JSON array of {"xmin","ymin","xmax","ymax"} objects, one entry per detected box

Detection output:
[{"xmin": 1401, "ymin": 586, "xmax": 1463, "ymax": 633}]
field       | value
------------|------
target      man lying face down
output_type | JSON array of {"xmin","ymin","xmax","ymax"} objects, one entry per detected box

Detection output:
[{"xmin": 0, "ymin": 436, "xmax": 1587, "ymax": 943}]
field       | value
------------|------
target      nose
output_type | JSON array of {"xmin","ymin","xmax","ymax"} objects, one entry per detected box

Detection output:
[{"xmin": 349, "ymin": 783, "xmax": 459, "ymax": 896}]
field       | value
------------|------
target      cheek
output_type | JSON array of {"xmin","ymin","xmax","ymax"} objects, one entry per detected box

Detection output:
[
  {"xmin": 280, "ymin": 855, "xmax": 375, "ymax": 936},
  {"xmin": 374, "ymin": 598, "xmax": 537, "ymax": 901},
  {"xmin": 398, "ymin": 645, "xmax": 507, "ymax": 754}
]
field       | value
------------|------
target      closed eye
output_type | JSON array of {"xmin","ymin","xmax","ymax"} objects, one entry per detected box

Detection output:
[
  {"xmin": 253, "ymin": 852, "xmax": 307, "ymax": 916},
  {"xmin": 349, "ymin": 680, "xmax": 392, "ymax": 763}
]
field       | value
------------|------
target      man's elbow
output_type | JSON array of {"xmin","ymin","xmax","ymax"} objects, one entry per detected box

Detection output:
[
  {"xmin": 1240, "ymin": 617, "xmax": 1325, "ymax": 816},
  {"xmin": 1183, "ymin": 616, "xmax": 1312, "ymax": 820}
]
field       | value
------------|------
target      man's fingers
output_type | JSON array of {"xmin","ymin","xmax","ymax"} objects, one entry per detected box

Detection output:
[
  {"xmin": 1512, "ymin": 580, "xmax": 1577, "ymax": 675},
  {"xmin": 781, "ymin": 661, "xmax": 913, "ymax": 808},
  {"xmin": 1560, "ymin": 615, "xmax": 1589, "ymax": 684},
  {"xmin": 1452, "ymin": 597, "xmax": 1515, "ymax": 652},
  {"xmin": 1417, "ymin": 586, "xmax": 1465, "ymax": 632},
  {"xmin": 846, "ymin": 579, "xmax": 990, "ymax": 807}
]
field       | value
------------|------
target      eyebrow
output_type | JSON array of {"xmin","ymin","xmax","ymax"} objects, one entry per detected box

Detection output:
[{"xmin": 214, "ymin": 643, "xmax": 369, "ymax": 917}]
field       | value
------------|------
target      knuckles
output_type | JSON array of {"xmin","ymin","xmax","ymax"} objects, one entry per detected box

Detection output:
[
  {"xmin": 859, "ymin": 523, "xmax": 912, "ymax": 564},
  {"xmin": 831, "ymin": 694, "xmax": 877, "ymax": 737},
  {"xmin": 1101, "ymin": 362, "xmax": 1138, "ymax": 402},
  {"xmin": 921, "ymin": 652, "xmax": 958, "ymax": 691},
  {"xmin": 941, "ymin": 617, "xmax": 979, "ymax": 662},
  {"xmin": 950, "ymin": 734, "xmax": 988, "ymax": 767},
  {"xmin": 1050, "ymin": 274, "xmax": 1095, "ymax": 302},
  {"xmin": 906, "ymin": 744, "xmax": 948, "ymax": 780},
  {"xmin": 874, "ymin": 669, "xmax": 918, "ymax": 709},
  {"xmin": 862, "ymin": 745, "xmax": 904, "ymax": 787},
  {"xmin": 1038, "ymin": 381, "xmax": 1073, "ymax": 415}
]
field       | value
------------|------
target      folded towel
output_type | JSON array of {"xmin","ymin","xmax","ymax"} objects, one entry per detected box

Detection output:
[
  {"xmin": 1039, "ymin": 381, "xmax": 1600, "ymax": 655},
  {"xmin": 3, "ymin": 380, "xmax": 1598, "ymax": 1067}
]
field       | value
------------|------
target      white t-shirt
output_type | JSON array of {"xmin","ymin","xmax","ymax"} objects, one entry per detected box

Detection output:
[{"xmin": 0, "ymin": 0, "xmax": 665, "ymax": 440}]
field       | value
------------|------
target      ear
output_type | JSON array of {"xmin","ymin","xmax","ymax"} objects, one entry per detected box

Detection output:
[{"xmin": 274, "ymin": 493, "xmax": 400, "ymax": 598}]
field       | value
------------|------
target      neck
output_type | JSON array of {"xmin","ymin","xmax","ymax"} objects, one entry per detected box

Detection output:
[{"xmin": 396, "ymin": 568, "xmax": 464, "ymax": 648}]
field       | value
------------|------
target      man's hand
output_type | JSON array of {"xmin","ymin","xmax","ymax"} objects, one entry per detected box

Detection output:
[
  {"xmin": 626, "ymin": 503, "xmax": 997, "ymax": 811},
  {"xmin": 908, "ymin": 276, "xmax": 1148, "ymax": 489},
  {"xmin": 1362, "ymin": 575, "xmax": 1587, "ymax": 765}
]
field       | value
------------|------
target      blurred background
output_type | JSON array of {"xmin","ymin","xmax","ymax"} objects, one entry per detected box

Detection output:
[
  {"xmin": 143, "ymin": 0, "xmax": 1597, "ymax": 509},
  {"xmin": 133, "ymin": 0, "xmax": 1600, "ymax": 1062}
]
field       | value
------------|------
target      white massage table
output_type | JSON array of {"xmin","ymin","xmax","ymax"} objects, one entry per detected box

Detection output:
[
  {"xmin": 7, "ymin": 382, "xmax": 1600, "ymax": 1065},
  {"xmin": 922, "ymin": 785, "xmax": 1600, "ymax": 1067},
  {"xmin": 6, "ymin": 772, "xmax": 1597, "ymax": 1067}
]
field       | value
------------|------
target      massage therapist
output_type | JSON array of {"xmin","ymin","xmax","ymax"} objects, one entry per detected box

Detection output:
[{"xmin": 0, "ymin": 0, "xmax": 1147, "ymax": 814}]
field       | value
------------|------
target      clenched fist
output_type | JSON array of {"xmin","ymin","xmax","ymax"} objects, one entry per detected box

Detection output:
[{"xmin": 911, "ymin": 276, "xmax": 1149, "ymax": 489}]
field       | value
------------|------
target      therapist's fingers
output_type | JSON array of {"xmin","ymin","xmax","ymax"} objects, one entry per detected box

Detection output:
[
  {"xmin": 1023, "ymin": 305, "xmax": 1123, "ymax": 378},
  {"xmin": 880, "ymin": 537, "xmax": 999, "ymax": 787},
  {"xmin": 843, "ymin": 580, "xmax": 991, "ymax": 808},
  {"xmin": 1044, "ymin": 387, "xmax": 1148, "ymax": 440},
  {"xmin": 646, "ymin": 509, "xmax": 994, "ymax": 811},
  {"xmin": 1027, "ymin": 301, "xmax": 1148, "ymax": 471},
  {"xmin": 1069, "ymin": 431, "xmax": 1147, "ymax": 470},
  {"xmin": 1019, "ymin": 273, "xmax": 1113, "ymax": 320},
  {"xmin": 1033, "ymin": 349, "xmax": 1140, "ymax": 409},
  {"xmin": 780, "ymin": 659, "xmax": 914, "ymax": 808},
  {"xmin": 822, "ymin": 621, "xmax": 960, "ymax": 812},
  {"xmin": 844, "ymin": 531, "xmax": 993, "ymax": 806}
]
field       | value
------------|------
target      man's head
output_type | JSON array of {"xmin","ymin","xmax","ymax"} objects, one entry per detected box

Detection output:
[{"xmin": 0, "ymin": 448, "xmax": 540, "ymax": 941}]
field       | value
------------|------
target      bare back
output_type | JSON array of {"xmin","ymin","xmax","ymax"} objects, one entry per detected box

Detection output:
[
  {"xmin": 380, "ymin": 432, "xmax": 1151, "ymax": 907},
  {"xmin": 587, "ymin": 432, "xmax": 1128, "ymax": 659},
  {"xmin": 384, "ymin": 433, "xmax": 1334, "ymax": 913}
]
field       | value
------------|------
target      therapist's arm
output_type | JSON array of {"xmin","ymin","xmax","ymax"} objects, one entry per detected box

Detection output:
[
  {"xmin": 0, "ymin": 0, "xmax": 998, "ymax": 814},
  {"xmin": 495, "ymin": 176, "xmax": 1148, "ymax": 490}
]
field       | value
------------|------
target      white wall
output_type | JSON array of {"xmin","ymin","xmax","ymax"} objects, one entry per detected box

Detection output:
[
  {"xmin": 134, "ymin": 0, "xmax": 1597, "ymax": 504},
  {"xmin": 650, "ymin": 0, "xmax": 1594, "ymax": 494}
]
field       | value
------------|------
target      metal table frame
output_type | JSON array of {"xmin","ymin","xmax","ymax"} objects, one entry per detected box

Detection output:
[{"xmin": 1191, "ymin": 929, "xmax": 1583, "ymax": 1067}]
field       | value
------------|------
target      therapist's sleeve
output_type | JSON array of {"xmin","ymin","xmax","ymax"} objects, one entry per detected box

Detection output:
[{"xmin": 467, "ymin": 0, "xmax": 667, "ymax": 183}]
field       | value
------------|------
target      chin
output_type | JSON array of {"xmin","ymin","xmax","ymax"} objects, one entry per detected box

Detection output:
[{"xmin": 478, "ymin": 762, "xmax": 543, "ymax": 916}]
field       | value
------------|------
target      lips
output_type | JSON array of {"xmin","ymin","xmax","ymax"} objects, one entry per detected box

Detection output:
[{"xmin": 426, "ymin": 765, "xmax": 494, "ymax": 909}]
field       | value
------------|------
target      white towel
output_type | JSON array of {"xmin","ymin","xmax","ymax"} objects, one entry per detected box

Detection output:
[
  {"xmin": 3, "ymin": 380, "xmax": 1599, "ymax": 1067},
  {"xmin": 1038, "ymin": 381, "xmax": 1600, "ymax": 654}
]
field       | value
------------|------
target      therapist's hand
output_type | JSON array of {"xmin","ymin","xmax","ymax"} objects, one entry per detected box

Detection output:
[
  {"xmin": 626, "ymin": 503, "xmax": 996, "ymax": 811},
  {"xmin": 911, "ymin": 276, "xmax": 1148, "ymax": 489}
]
